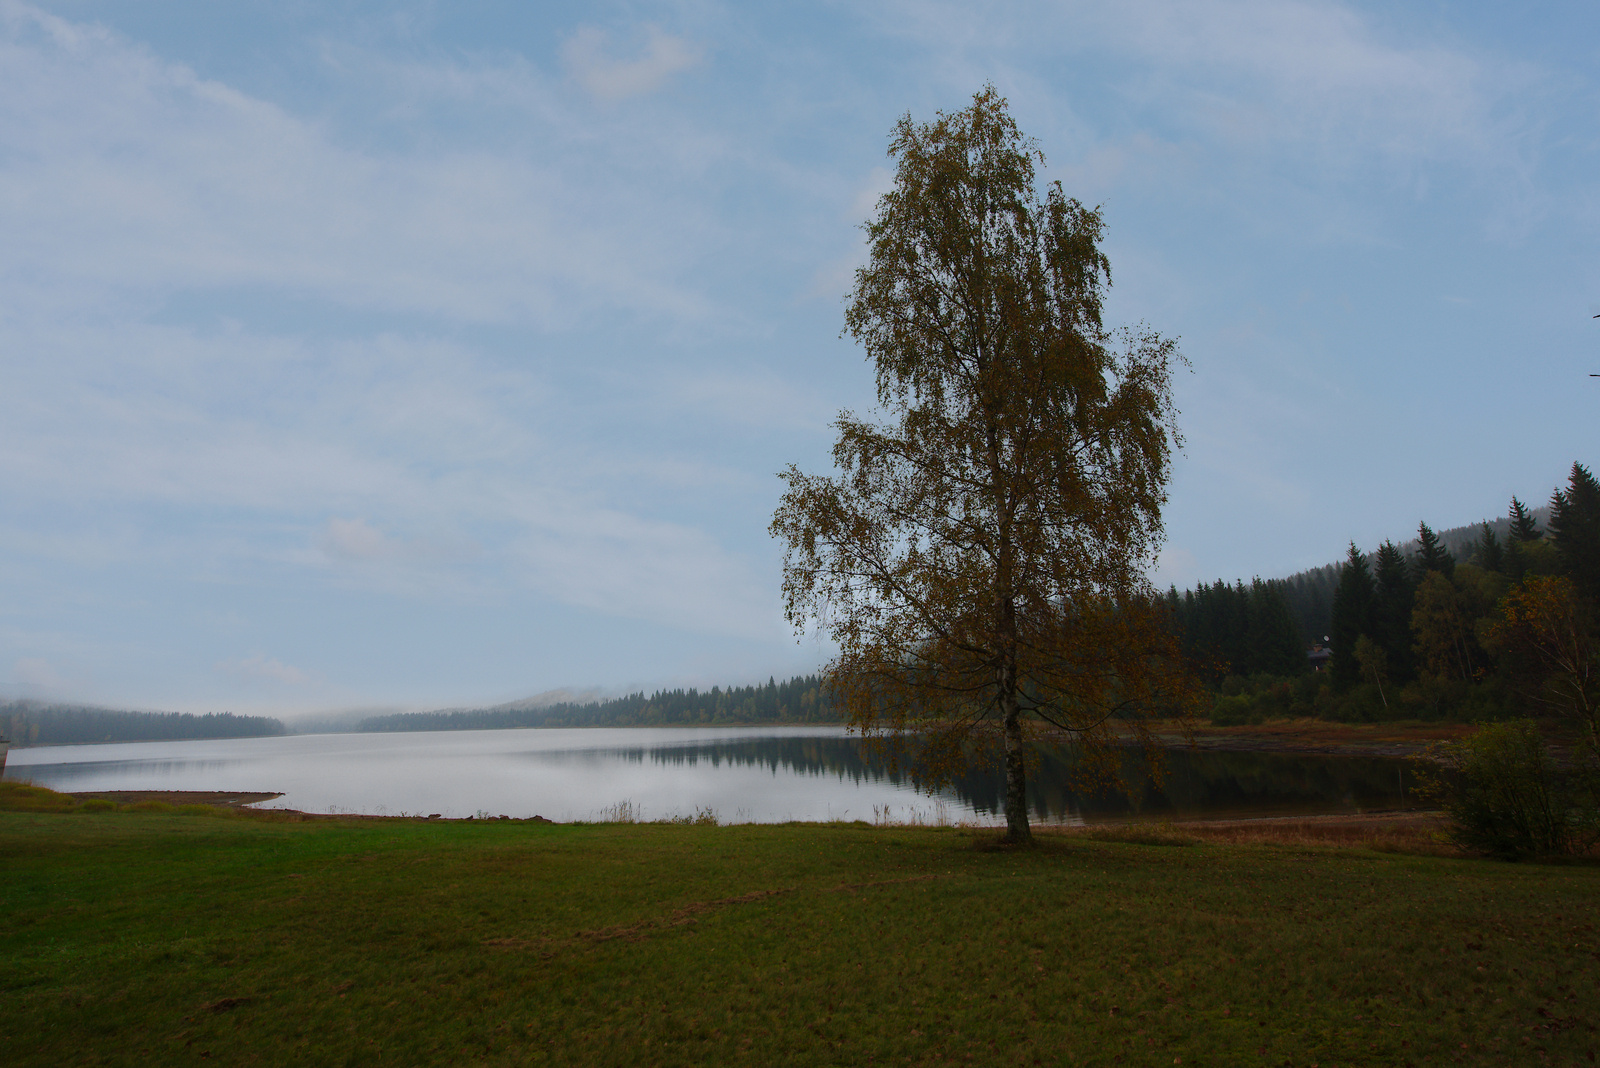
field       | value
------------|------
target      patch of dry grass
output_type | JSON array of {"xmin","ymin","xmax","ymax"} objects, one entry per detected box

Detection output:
[
  {"xmin": 1041, "ymin": 813, "xmax": 1458, "ymax": 855},
  {"xmin": 0, "ymin": 780, "xmax": 84, "ymax": 812},
  {"xmin": 1181, "ymin": 815, "xmax": 1458, "ymax": 855},
  {"xmin": 0, "ymin": 780, "xmax": 302, "ymax": 821}
]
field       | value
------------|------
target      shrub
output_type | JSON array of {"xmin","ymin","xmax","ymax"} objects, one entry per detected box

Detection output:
[
  {"xmin": 1206, "ymin": 674, "xmax": 1307, "ymax": 724},
  {"xmin": 1420, "ymin": 720, "xmax": 1599, "ymax": 858},
  {"xmin": 1209, "ymin": 693, "xmax": 1261, "ymax": 726}
]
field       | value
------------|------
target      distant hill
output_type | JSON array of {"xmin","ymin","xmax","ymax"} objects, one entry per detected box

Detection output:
[
  {"xmin": 470, "ymin": 687, "xmax": 611, "ymax": 715},
  {"xmin": 358, "ymin": 675, "xmax": 836, "ymax": 733},
  {"xmin": 2, "ymin": 701, "xmax": 287, "ymax": 747}
]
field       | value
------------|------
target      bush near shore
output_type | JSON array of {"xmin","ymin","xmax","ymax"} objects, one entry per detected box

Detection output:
[{"xmin": 3, "ymin": 783, "xmax": 1597, "ymax": 1066}]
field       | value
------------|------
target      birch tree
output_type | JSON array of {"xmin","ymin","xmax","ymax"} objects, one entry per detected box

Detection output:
[{"xmin": 771, "ymin": 88, "xmax": 1195, "ymax": 843}]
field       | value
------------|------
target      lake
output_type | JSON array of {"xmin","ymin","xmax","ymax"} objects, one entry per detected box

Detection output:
[{"xmin": 2, "ymin": 726, "xmax": 1421, "ymax": 824}]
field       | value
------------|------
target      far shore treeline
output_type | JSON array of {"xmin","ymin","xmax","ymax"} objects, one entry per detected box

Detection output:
[
  {"xmin": 1168, "ymin": 461, "xmax": 1599, "ymax": 726},
  {"xmin": 357, "ymin": 675, "xmax": 836, "ymax": 733},
  {"xmin": 6, "ymin": 465, "xmax": 1593, "ymax": 746},
  {"xmin": 2, "ymin": 702, "xmax": 287, "ymax": 747}
]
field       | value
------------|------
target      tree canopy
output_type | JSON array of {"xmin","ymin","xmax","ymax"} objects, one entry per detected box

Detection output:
[{"xmin": 772, "ymin": 87, "xmax": 1195, "ymax": 843}]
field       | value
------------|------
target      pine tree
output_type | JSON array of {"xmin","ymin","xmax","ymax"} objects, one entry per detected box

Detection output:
[
  {"xmin": 1330, "ymin": 543, "xmax": 1375, "ymax": 691},
  {"xmin": 1473, "ymin": 521, "xmax": 1505, "ymax": 573},
  {"xmin": 1414, "ymin": 522, "xmax": 1455, "ymax": 579},
  {"xmin": 1509, "ymin": 496, "xmax": 1541, "ymax": 541},
  {"xmin": 1549, "ymin": 462, "xmax": 1600, "ymax": 603}
]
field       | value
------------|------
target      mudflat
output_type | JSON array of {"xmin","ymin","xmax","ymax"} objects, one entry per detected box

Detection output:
[{"xmin": 68, "ymin": 789, "xmax": 284, "ymax": 808}]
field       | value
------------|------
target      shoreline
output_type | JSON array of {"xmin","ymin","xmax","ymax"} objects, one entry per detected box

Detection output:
[
  {"xmin": 61, "ymin": 789, "xmax": 1445, "ymax": 834},
  {"xmin": 13, "ymin": 717, "xmax": 1479, "ymax": 755}
]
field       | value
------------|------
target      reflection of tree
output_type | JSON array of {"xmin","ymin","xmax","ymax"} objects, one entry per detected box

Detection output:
[
  {"xmin": 640, "ymin": 737, "xmax": 913, "ymax": 788},
  {"xmin": 621, "ymin": 737, "xmax": 1414, "ymax": 820}
]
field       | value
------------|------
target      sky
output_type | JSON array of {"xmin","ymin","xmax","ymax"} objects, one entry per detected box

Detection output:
[{"xmin": 1, "ymin": 0, "xmax": 1596, "ymax": 716}]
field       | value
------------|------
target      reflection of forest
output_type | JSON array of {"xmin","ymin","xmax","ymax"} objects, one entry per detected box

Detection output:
[{"xmin": 623, "ymin": 737, "xmax": 1413, "ymax": 821}]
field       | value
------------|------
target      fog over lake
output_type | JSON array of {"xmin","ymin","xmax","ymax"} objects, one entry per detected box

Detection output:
[{"xmin": 4, "ymin": 726, "xmax": 1417, "ymax": 823}]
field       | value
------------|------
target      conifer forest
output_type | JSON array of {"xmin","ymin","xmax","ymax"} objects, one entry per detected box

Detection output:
[{"xmin": 1168, "ymin": 461, "xmax": 1600, "ymax": 728}]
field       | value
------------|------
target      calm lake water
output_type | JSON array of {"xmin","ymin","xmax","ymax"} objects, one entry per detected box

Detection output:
[{"xmin": 3, "ymin": 726, "xmax": 1420, "ymax": 824}]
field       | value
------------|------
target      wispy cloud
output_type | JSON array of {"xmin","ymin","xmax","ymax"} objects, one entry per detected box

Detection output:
[
  {"xmin": 0, "ymin": 315, "xmax": 778, "ymax": 634},
  {"xmin": 563, "ymin": 25, "xmax": 702, "ymax": 100},
  {"xmin": 320, "ymin": 518, "xmax": 395, "ymax": 562},
  {"xmin": 1104, "ymin": 0, "xmax": 1526, "ymax": 177},
  {"xmin": 871, "ymin": 0, "xmax": 1539, "ymax": 193},
  {"xmin": 0, "ymin": 5, "xmax": 800, "ymax": 648},
  {"xmin": 0, "ymin": 4, "xmax": 720, "ymax": 328}
]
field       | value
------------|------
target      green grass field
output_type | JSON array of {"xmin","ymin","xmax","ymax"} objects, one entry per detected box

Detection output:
[{"xmin": 2, "ymin": 785, "xmax": 1596, "ymax": 1066}]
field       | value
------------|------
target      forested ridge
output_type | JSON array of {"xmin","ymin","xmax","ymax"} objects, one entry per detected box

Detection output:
[
  {"xmin": 2, "ymin": 702, "xmax": 286, "ymax": 746},
  {"xmin": 358, "ymin": 674, "xmax": 836, "ymax": 733},
  {"xmin": 1168, "ymin": 462, "xmax": 1600, "ymax": 724},
  {"xmin": 1191, "ymin": 512, "xmax": 1543, "ymax": 654}
]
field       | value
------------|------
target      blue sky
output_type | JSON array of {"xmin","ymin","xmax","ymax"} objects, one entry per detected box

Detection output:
[{"xmin": 1, "ymin": 0, "xmax": 1596, "ymax": 716}]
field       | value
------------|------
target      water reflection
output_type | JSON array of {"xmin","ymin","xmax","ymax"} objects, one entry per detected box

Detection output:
[
  {"xmin": 4, "ymin": 727, "xmax": 1415, "ymax": 823},
  {"xmin": 631, "ymin": 735, "xmax": 1412, "ymax": 822}
]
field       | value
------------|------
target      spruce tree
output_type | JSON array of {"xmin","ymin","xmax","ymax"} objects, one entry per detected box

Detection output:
[
  {"xmin": 1509, "ymin": 496, "xmax": 1541, "ymax": 541},
  {"xmin": 1330, "ymin": 543, "xmax": 1376, "ymax": 691},
  {"xmin": 1505, "ymin": 497, "xmax": 1542, "ymax": 581},
  {"xmin": 1228, "ymin": 579, "xmax": 1252, "ymax": 675},
  {"xmin": 1414, "ymin": 522, "xmax": 1455, "ymax": 579},
  {"xmin": 1549, "ymin": 461, "xmax": 1600, "ymax": 603},
  {"xmin": 1372, "ymin": 540, "xmax": 1415, "ymax": 683},
  {"xmin": 1248, "ymin": 578, "xmax": 1305, "ymax": 676},
  {"xmin": 1180, "ymin": 588, "xmax": 1199, "ymax": 658},
  {"xmin": 1282, "ymin": 565, "xmax": 1338, "ymax": 646},
  {"xmin": 1473, "ymin": 521, "xmax": 1505, "ymax": 573}
]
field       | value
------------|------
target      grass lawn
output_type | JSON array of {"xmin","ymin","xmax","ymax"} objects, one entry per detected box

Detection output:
[{"xmin": 2, "ymin": 784, "xmax": 1596, "ymax": 1066}]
